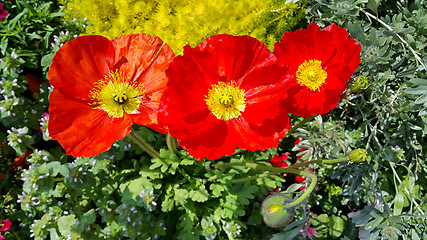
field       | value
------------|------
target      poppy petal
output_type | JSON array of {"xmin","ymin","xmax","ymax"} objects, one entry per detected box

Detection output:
[
  {"xmin": 48, "ymin": 90, "xmax": 133, "ymax": 157},
  {"xmin": 274, "ymin": 23, "xmax": 361, "ymax": 117},
  {"xmin": 48, "ymin": 35, "xmax": 115, "ymax": 101},
  {"xmin": 159, "ymin": 34, "xmax": 291, "ymax": 160}
]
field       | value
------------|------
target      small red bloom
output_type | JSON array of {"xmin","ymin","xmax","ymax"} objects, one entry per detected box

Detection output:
[
  {"xmin": 159, "ymin": 34, "xmax": 293, "ymax": 160},
  {"xmin": 25, "ymin": 73, "xmax": 45, "ymax": 94},
  {"xmin": 48, "ymin": 34, "xmax": 174, "ymax": 157},
  {"xmin": 270, "ymin": 154, "xmax": 289, "ymax": 168},
  {"xmin": 294, "ymin": 137, "xmax": 306, "ymax": 161},
  {"xmin": 267, "ymin": 188, "xmax": 281, "ymax": 195},
  {"xmin": 274, "ymin": 23, "xmax": 361, "ymax": 117},
  {"xmin": 0, "ymin": 3, "xmax": 9, "ymax": 21},
  {"xmin": 12, "ymin": 149, "xmax": 32, "ymax": 170},
  {"xmin": 295, "ymin": 174, "xmax": 306, "ymax": 184},
  {"xmin": 0, "ymin": 219, "xmax": 11, "ymax": 232}
]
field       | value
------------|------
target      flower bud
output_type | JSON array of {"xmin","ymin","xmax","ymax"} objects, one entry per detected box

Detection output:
[
  {"xmin": 349, "ymin": 148, "xmax": 367, "ymax": 163},
  {"xmin": 260, "ymin": 193, "xmax": 295, "ymax": 228},
  {"xmin": 350, "ymin": 75, "xmax": 369, "ymax": 93}
]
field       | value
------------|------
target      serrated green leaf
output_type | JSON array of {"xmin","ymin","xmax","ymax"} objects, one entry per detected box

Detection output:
[
  {"xmin": 234, "ymin": 183, "xmax": 258, "ymax": 205},
  {"xmin": 180, "ymin": 158, "xmax": 195, "ymax": 165},
  {"xmin": 209, "ymin": 183, "xmax": 225, "ymax": 197},
  {"xmin": 139, "ymin": 166, "xmax": 163, "ymax": 179},
  {"xmin": 174, "ymin": 188, "xmax": 189, "ymax": 205},
  {"xmin": 162, "ymin": 191, "xmax": 175, "ymax": 212},
  {"xmin": 57, "ymin": 214, "xmax": 76, "ymax": 237},
  {"xmin": 190, "ymin": 184, "xmax": 209, "ymax": 202},
  {"xmin": 81, "ymin": 209, "xmax": 96, "ymax": 225},
  {"xmin": 38, "ymin": 161, "xmax": 60, "ymax": 175},
  {"xmin": 119, "ymin": 177, "xmax": 151, "ymax": 203},
  {"xmin": 49, "ymin": 228, "xmax": 60, "ymax": 240},
  {"xmin": 52, "ymin": 182, "xmax": 65, "ymax": 198}
]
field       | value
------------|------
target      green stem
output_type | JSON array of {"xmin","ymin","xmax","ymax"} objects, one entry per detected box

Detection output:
[
  {"xmin": 230, "ymin": 172, "xmax": 272, "ymax": 184},
  {"xmin": 214, "ymin": 162, "xmax": 318, "ymax": 207},
  {"xmin": 286, "ymin": 116, "xmax": 315, "ymax": 137},
  {"xmin": 166, "ymin": 134, "xmax": 178, "ymax": 154},
  {"xmin": 127, "ymin": 131, "xmax": 160, "ymax": 158},
  {"xmin": 214, "ymin": 156, "xmax": 348, "ymax": 172},
  {"xmin": 283, "ymin": 169, "xmax": 317, "ymax": 208},
  {"xmin": 287, "ymin": 157, "xmax": 348, "ymax": 169}
]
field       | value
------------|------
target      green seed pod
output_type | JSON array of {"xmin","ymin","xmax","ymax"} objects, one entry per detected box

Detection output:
[
  {"xmin": 349, "ymin": 148, "xmax": 367, "ymax": 163},
  {"xmin": 350, "ymin": 75, "xmax": 369, "ymax": 93},
  {"xmin": 260, "ymin": 193, "xmax": 295, "ymax": 228}
]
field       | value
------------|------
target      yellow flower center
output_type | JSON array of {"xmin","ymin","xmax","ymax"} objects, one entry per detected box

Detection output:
[
  {"xmin": 89, "ymin": 70, "xmax": 145, "ymax": 118},
  {"xmin": 268, "ymin": 205, "xmax": 282, "ymax": 213},
  {"xmin": 205, "ymin": 81, "xmax": 246, "ymax": 121},
  {"xmin": 296, "ymin": 59, "xmax": 328, "ymax": 91}
]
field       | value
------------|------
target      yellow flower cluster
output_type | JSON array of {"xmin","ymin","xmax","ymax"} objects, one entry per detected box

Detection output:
[{"xmin": 61, "ymin": 0, "xmax": 307, "ymax": 54}]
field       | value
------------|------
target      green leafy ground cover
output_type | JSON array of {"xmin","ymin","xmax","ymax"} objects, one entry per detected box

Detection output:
[{"xmin": 0, "ymin": 0, "xmax": 426, "ymax": 239}]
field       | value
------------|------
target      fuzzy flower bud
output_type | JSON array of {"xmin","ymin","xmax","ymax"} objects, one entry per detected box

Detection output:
[
  {"xmin": 260, "ymin": 193, "xmax": 295, "ymax": 228},
  {"xmin": 350, "ymin": 75, "xmax": 369, "ymax": 93},
  {"xmin": 349, "ymin": 148, "xmax": 367, "ymax": 163}
]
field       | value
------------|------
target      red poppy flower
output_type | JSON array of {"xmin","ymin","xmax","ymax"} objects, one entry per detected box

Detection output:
[
  {"xmin": 274, "ymin": 23, "xmax": 361, "ymax": 117},
  {"xmin": 0, "ymin": 219, "xmax": 11, "ymax": 232},
  {"xmin": 158, "ymin": 34, "xmax": 293, "ymax": 160},
  {"xmin": 48, "ymin": 34, "xmax": 174, "ymax": 157},
  {"xmin": 270, "ymin": 153, "xmax": 289, "ymax": 168}
]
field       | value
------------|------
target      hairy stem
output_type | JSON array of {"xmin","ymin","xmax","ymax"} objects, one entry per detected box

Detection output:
[
  {"xmin": 283, "ymin": 169, "xmax": 317, "ymax": 208},
  {"xmin": 286, "ymin": 116, "xmax": 315, "ymax": 137},
  {"xmin": 127, "ymin": 131, "xmax": 160, "ymax": 158},
  {"xmin": 166, "ymin": 134, "xmax": 178, "ymax": 154}
]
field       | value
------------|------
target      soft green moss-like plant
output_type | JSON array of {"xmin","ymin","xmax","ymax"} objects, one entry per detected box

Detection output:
[{"xmin": 61, "ymin": 0, "xmax": 307, "ymax": 53}]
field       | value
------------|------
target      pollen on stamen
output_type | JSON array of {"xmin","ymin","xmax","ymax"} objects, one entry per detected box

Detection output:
[
  {"xmin": 205, "ymin": 81, "xmax": 246, "ymax": 121},
  {"xmin": 296, "ymin": 59, "xmax": 328, "ymax": 91},
  {"xmin": 89, "ymin": 70, "xmax": 145, "ymax": 118}
]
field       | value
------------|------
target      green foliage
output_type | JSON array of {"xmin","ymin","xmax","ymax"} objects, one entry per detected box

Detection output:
[
  {"xmin": 61, "ymin": 0, "xmax": 308, "ymax": 53},
  {"xmin": 1, "ymin": 0, "xmax": 427, "ymax": 240},
  {"xmin": 279, "ymin": 0, "xmax": 427, "ymax": 239}
]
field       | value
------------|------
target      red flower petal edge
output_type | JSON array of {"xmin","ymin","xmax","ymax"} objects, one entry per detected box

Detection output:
[
  {"xmin": 159, "ymin": 34, "xmax": 293, "ymax": 160},
  {"xmin": 48, "ymin": 34, "xmax": 174, "ymax": 157},
  {"xmin": 274, "ymin": 23, "xmax": 361, "ymax": 117},
  {"xmin": 0, "ymin": 219, "xmax": 11, "ymax": 232}
]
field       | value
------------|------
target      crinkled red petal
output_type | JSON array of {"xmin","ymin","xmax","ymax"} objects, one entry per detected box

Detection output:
[
  {"xmin": 48, "ymin": 35, "xmax": 115, "ymax": 101},
  {"xmin": 274, "ymin": 23, "xmax": 361, "ymax": 117},
  {"xmin": 111, "ymin": 33, "xmax": 175, "ymax": 131},
  {"xmin": 48, "ymin": 90, "xmax": 133, "ymax": 157},
  {"xmin": 159, "ymin": 34, "xmax": 292, "ymax": 160}
]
